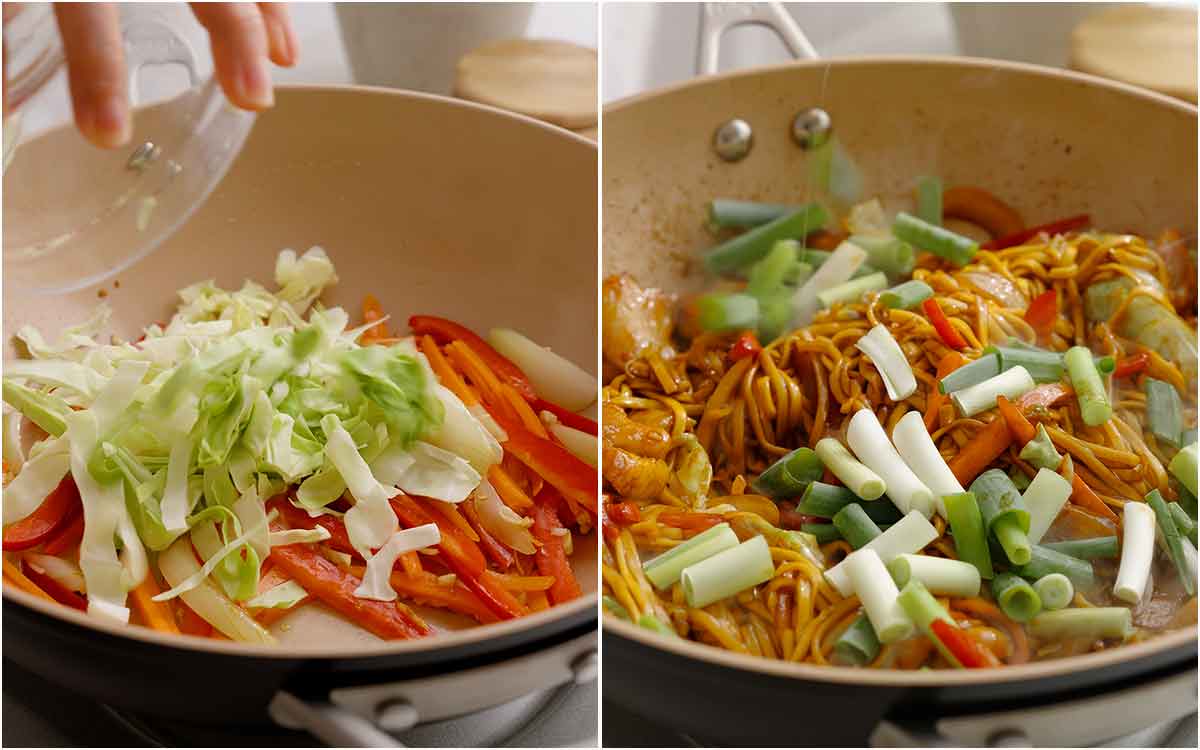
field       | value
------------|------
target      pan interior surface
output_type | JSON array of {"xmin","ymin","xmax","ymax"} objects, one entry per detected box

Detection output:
[
  {"xmin": 2, "ymin": 85, "xmax": 598, "ymax": 656},
  {"xmin": 602, "ymin": 57, "xmax": 1197, "ymax": 680}
]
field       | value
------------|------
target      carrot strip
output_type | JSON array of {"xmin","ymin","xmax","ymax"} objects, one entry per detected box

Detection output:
[
  {"xmin": 494, "ymin": 574, "xmax": 557, "ymax": 592},
  {"xmin": 399, "ymin": 551, "xmax": 424, "ymax": 577},
  {"xmin": 925, "ymin": 352, "xmax": 968, "ymax": 430},
  {"xmin": 461, "ymin": 500, "xmax": 516, "ymax": 571},
  {"xmin": 427, "ymin": 499, "xmax": 480, "ymax": 542},
  {"xmin": 408, "ymin": 315, "xmax": 538, "ymax": 401},
  {"xmin": 359, "ymin": 294, "xmax": 390, "ymax": 343},
  {"xmin": 2, "ymin": 558, "xmax": 56, "ymax": 603},
  {"xmin": 488, "ymin": 464, "xmax": 535, "ymax": 512},
  {"xmin": 503, "ymin": 383, "xmax": 549, "ymax": 437},
  {"xmin": 446, "ymin": 341, "xmax": 520, "ymax": 423},
  {"xmin": 948, "ymin": 418, "xmax": 1012, "ymax": 486},
  {"xmin": 1067, "ymin": 473, "xmax": 1121, "ymax": 524},
  {"xmin": 527, "ymin": 590, "xmax": 551, "ymax": 612},
  {"xmin": 996, "ymin": 395, "xmax": 1036, "ymax": 445},
  {"xmin": 130, "ymin": 576, "xmax": 182, "ymax": 634},
  {"xmin": 419, "ymin": 335, "xmax": 478, "ymax": 406}
]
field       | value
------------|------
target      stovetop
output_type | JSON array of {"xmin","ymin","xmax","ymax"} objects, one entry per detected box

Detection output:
[{"xmin": 3, "ymin": 658, "xmax": 596, "ymax": 747}]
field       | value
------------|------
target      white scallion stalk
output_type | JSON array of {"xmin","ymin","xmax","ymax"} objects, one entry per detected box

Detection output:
[
  {"xmin": 1033, "ymin": 573, "xmax": 1074, "ymax": 610},
  {"xmin": 355, "ymin": 523, "xmax": 441, "ymax": 601},
  {"xmin": 644, "ymin": 522, "xmax": 740, "ymax": 590},
  {"xmin": 845, "ymin": 548, "xmax": 914, "ymax": 644},
  {"xmin": 487, "ymin": 328, "xmax": 596, "ymax": 411},
  {"xmin": 547, "ymin": 419, "xmax": 598, "ymax": 468},
  {"xmin": 887, "ymin": 553, "xmax": 981, "ymax": 597},
  {"xmin": 846, "ymin": 408, "xmax": 935, "ymax": 517},
  {"xmin": 158, "ymin": 538, "xmax": 275, "ymax": 644},
  {"xmin": 1114, "ymin": 501, "xmax": 1156, "ymax": 604},
  {"xmin": 825, "ymin": 511, "xmax": 939, "ymax": 596},
  {"xmin": 814, "ymin": 438, "xmax": 886, "ymax": 500},
  {"xmin": 856, "ymin": 324, "xmax": 917, "ymax": 401},
  {"xmin": 950, "ymin": 366, "xmax": 1036, "ymax": 417},
  {"xmin": 681, "ymin": 535, "xmax": 775, "ymax": 608},
  {"xmin": 791, "ymin": 240, "xmax": 868, "ymax": 326},
  {"xmin": 892, "ymin": 411, "xmax": 962, "ymax": 518},
  {"xmin": 1023, "ymin": 468, "xmax": 1073, "ymax": 544}
]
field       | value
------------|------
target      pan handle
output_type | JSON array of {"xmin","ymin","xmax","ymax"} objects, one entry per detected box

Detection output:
[
  {"xmin": 696, "ymin": 1, "xmax": 819, "ymax": 76},
  {"xmin": 870, "ymin": 666, "xmax": 1197, "ymax": 747}
]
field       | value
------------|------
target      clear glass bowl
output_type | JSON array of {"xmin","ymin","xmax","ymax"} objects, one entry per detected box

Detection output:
[{"xmin": 2, "ymin": 3, "xmax": 255, "ymax": 295}]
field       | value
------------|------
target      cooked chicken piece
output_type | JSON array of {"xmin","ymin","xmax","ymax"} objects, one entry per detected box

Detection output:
[
  {"xmin": 603, "ymin": 274, "xmax": 675, "ymax": 368},
  {"xmin": 603, "ymin": 446, "xmax": 669, "ymax": 501},
  {"xmin": 603, "ymin": 403, "xmax": 671, "ymax": 459}
]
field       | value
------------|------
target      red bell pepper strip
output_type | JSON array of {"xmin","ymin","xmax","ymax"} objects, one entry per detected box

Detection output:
[
  {"xmin": 387, "ymin": 571, "xmax": 499, "ymax": 624},
  {"xmin": 268, "ymin": 525, "xmax": 431, "ymax": 640},
  {"xmin": 728, "ymin": 332, "xmax": 762, "ymax": 362},
  {"xmin": 3, "ymin": 475, "xmax": 82, "ymax": 551},
  {"xmin": 42, "ymin": 512, "xmax": 86, "ymax": 555},
  {"xmin": 981, "ymin": 214, "xmax": 1091, "ymax": 250},
  {"xmin": 20, "ymin": 561, "xmax": 87, "ymax": 611},
  {"xmin": 460, "ymin": 500, "xmax": 516, "ymax": 571},
  {"xmin": 391, "ymin": 494, "xmax": 527, "ymax": 620},
  {"xmin": 531, "ymin": 487, "xmax": 582, "ymax": 604},
  {"xmin": 1023, "ymin": 289, "xmax": 1057, "ymax": 340},
  {"xmin": 408, "ymin": 315, "xmax": 537, "ymax": 401},
  {"xmin": 492, "ymin": 412, "xmax": 599, "ymax": 518},
  {"xmin": 922, "ymin": 298, "xmax": 967, "ymax": 350},
  {"xmin": 1113, "ymin": 352, "xmax": 1150, "ymax": 379},
  {"xmin": 176, "ymin": 600, "xmax": 214, "ymax": 637},
  {"xmin": 605, "ymin": 500, "xmax": 641, "ymax": 526},
  {"xmin": 930, "ymin": 618, "xmax": 993, "ymax": 668},
  {"xmin": 533, "ymin": 398, "xmax": 598, "ymax": 436}
]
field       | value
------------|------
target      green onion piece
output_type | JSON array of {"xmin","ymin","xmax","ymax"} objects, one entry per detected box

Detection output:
[
  {"xmin": 888, "ymin": 553, "xmax": 981, "ymax": 597},
  {"xmin": 603, "ymin": 595, "xmax": 631, "ymax": 620},
  {"xmin": 991, "ymin": 346, "xmax": 1065, "ymax": 383},
  {"xmin": 1015, "ymin": 544, "xmax": 1095, "ymax": 588},
  {"xmin": 796, "ymin": 247, "xmax": 832, "ymax": 268},
  {"xmin": 1033, "ymin": 573, "xmax": 1074, "ymax": 610},
  {"xmin": 1028, "ymin": 607, "xmax": 1132, "ymax": 641},
  {"xmin": 950, "ymin": 366, "xmax": 1036, "ymax": 418},
  {"xmin": 915, "ymin": 176, "xmax": 943, "ymax": 226},
  {"xmin": 897, "ymin": 579, "xmax": 962, "ymax": 667},
  {"xmin": 756, "ymin": 294, "xmax": 793, "ymax": 343},
  {"xmin": 801, "ymin": 522, "xmax": 842, "ymax": 544},
  {"xmin": 746, "ymin": 241, "xmax": 799, "ymax": 298},
  {"xmin": 751, "ymin": 446, "xmax": 823, "ymax": 499},
  {"xmin": 1095, "ymin": 356, "xmax": 1116, "ymax": 375},
  {"xmin": 1169, "ymin": 502, "xmax": 1197, "ymax": 546},
  {"xmin": 991, "ymin": 572, "xmax": 1042, "ymax": 622},
  {"xmin": 1008, "ymin": 467, "xmax": 1032, "ymax": 492},
  {"xmin": 817, "ymin": 272, "xmax": 889, "ymax": 309},
  {"xmin": 892, "ymin": 211, "xmax": 978, "ymax": 266},
  {"xmin": 833, "ymin": 613, "xmax": 880, "ymax": 666},
  {"xmin": 704, "ymin": 206, "xmax": 829, "ymax": 275},
  {"xmin": 879, "ymin": 280, "xmax": 933, "ymax": 310},
  {"xmin": 1147, "ymin": 489, "xmax": 1195, "ymax": 596},
  {"xmin": 823, "ymin": 512, "xmax": 940, "ymax": 597},
  {"xmin": 834, "ymin": 504, "xmax": 883, "ymax": 549},
  {"xmin": 1043, "ymin": 536, "xmax": 1119, "ymax": 559},
  {"xmin": 938, "ymin": 354, "xmax": 1000, "ymax": 394},
  {"xmin": 845, "ymin": 548, "xmax": 914, "ymax": 644},
  {"xmin": 1183, "ymin": 428, "xmax": 1198, "ymax": 449},
  {"xmin": 851, "ymin": 263, "xmax": 880, "ymax": 280},
  {"xmin": 784, "ymin": 261, "xmax": 814, "ymax": 287},
  {"xmin": 681, "ymin": 535, "xmax": 775, "ymax": 608},
  {"xmin": 944, "ymin": 491, "xmax": 994, "ymax": 579},
  {"xmin": 1064, "ymin": 345, "xmax": 1112, "ymax": 426},
  {"xmin": 1023, "ymin": 467, "xmax": 1072, "ymax": 543},
  {"xmin": 798, "ymin": 481, "xmax": 902, "ymax": 523},
  {"xmin": 637, "ymin": 613, "xmax": 678, "ymax": 637},
  {"xmin": 1146, "ymin": 378, "xmax": 1183, "ymax": 449},
  {"xmin": 708, "ymin": 199, "xmax": 807, "ymax": 230},
  {"xmin": 1019, "ymin": 424, "xmax": 1064, "ymax": 472},
  {"xmin": 1169, "ymin": 442, "xmax": 1198, "ymax": 498},
  {"xmin": 643, "ymin": 522, "xmax": 740, "ymax": 590},
  {"xmin": 970, "ymin": 469, "xmax": 1031, "ymax": 565},
  {"xmin": 814, "ymin": 438, "xmax": 886, "ymax": 500},
  {"xmin": 697, "ymin": 293, "xmax": 759, "ymax": 333},
  {"xmin": 1, "ymin": 381, "xmax": 72, "ymax": 437},
  {"xmin": 848, "ymin": 235, "xmax": 916, "ymax": 280}
]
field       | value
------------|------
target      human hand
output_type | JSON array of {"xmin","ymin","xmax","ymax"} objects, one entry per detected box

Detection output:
[{"xmin": 52, "ymin": 2, "xmax": 297, "ymax": 149}]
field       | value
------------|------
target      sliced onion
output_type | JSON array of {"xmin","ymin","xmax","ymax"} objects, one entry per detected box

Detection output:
[
  {"xmin": 25, "ymin": 553, "xmax": 86, "ymax": 593},
  {"xmin": 472, "ymin": 480, "xmax": 536, "ymax": 554},
  {"xmin": 960, "ymin": 271, "xmax": 1027, "ymax": 310},
  {"xmin": 158, "ymin": 538, "xmax": 275, "ymax": 643},
  {"xmin": 487, "ymin": 328, "xmax": 596, "ymax": 411}
]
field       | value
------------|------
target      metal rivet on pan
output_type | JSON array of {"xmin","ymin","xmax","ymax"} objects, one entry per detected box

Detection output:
[
  {"xmin": 713, "ymin": 119, "xmax": 753, "ymax": 162},
  {"xmin": 126, "ymin": 141, "xmax": 161, "ymax": 172},
  {"xmin": 791, "ymin": 107, "xmax": 831, "ymax": 150},
  {"xmin": 571, "ymin": 649, "xmax": 598, "ymax": 684},
  {"xmin": 374, "ymin": 698, "xmax": 419, "ymax": 733}
]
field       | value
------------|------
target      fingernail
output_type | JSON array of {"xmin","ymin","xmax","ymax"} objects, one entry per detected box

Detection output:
[
  {"xmin": 267, "ymin": 18, "xmax": 295, "ymax": 66},
  {"xmin": 86, "ymin": 94, "xmax": 132, "ymax": 149},
  {"xmin": 234, "ymin": 57, "xmax": 274, "ymax": 109}
]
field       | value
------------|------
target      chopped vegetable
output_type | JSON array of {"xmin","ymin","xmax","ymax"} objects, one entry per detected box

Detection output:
[
  {"xmin": 846, "ymin": 408, "xmax": 934, "ymax": 517},
  {"xmin": 833, "ymin": 613, "xmax": 880, "ymax": 666},
  {"xmin": 603, "ymin": 594, "xmax": 631, "ymax": 620},
  {"xmin": 990, "ymin": 345, "xmax": 1063, "ymax": 383},
  {"xmin": 915, "ymin": 176, "xmax": 943, "ymax": 226},
  {"xmin": 531, "ymin": 497, "xmax": 583, "ymax": 604},
  {"xmin": 992, "ymin": 572, "xmax": 1042, "ymax": 622},
  {"xmin": 922, "ymin": 298, "xmax": 967, "ymax": 350},
  {"xmin": 727, "ymin": 332, "xmax": 762, "ymax": 362},
  {"xmin": 845, "ymin": 548, "xmax": 914, "ymax": 644},
  {"xmin": 948, "ymin": 417, "xmax": 1012, "ymax": 486},
  {"xmin": 879, "ymin": 280, "xmax": 934, "ymax": 310},
  {"xmin": 487, "ymin": 328, "xmax": 595, "ymax": 412},
  {"xmin": 981, "ymin": 214, "xmax": 1090, "ymax": 251},
  {"xmin": 818, "ymin": 272, "xmax": 889, "ymax": 308},
  {"xmin": 707, "ymin": 199, "xmax": 813, "ymax": 230},
  {"xmin": 1146, "ymin": 378, "xmax": 1183, "ymax": 448},
  {"xmin": 3, "ymin": 474, "xmax": 81, "ymax": 551},
  {"xmin": 1016, "ymin": 545, "xmax": 1095, "ymax": 588},
  {"xmin": 797, "ymin": 482, "xmax": 902, "ymax": 523},
  {"xmin": 941, "ymin": 186, "xmax": 1024, "ymax": 238},
  {"xmin": 1147, "ymin": 490, "xmax": 1195, "ymax": 596},
  {"xmin": 704, "ymin": 206, "xmax": 829, "ymax": 275},
  {"xmin": 943, "ymin": 491, "xmax": 993, "ymax": 579},
  {"xmin": 751, "ymin": 446, "xmax": 823, "ymax": 499},
  {"xmin": 929, "ymin": 618, "xmax": 993, "ymax": 669},
  {"xmin": 1043, "ymin": 536, "xmax": 1119, "ymax": 560},
  {"xmin": 1113, "ymin": 353, "xmax": 1150, "ymax": 379},
  {"xmin": 888, "ymin": 553, "xmax": 981, "ymax": 597},
  {"xmin": 533, "ymin": 398, "xmax": 597, "ymax": 436},
  {"xmin": 825, "ymin": 511, "xmax": 939, "ymax": 596},
  {"xmin": 892, "ymin": 411, "xmax": 964, "ymax": 518},
  {"xmin": 409, "ymin": 314, "xmax": 537, "ymax": 401},
  {"xmin": 855, "ymin": 324, "xmax": 917, "ymax": 401},
  {"xmin": 848, "ymin": 236, "xmax": 915, "ymax": 280},
  {"xmin": 643, "ymin": 522, "xmax": 740, "ymax": 590},
  {"xmin": 898, "ymin": 579, "xmax": 981, "ymax": 668},
  {"xmin": 355, "ymin": 524, "xmax": 442, "ymax": 602},
  {"xmin": 939, "ymin": 354, "xmax": 1000, "ymax": 394},
  {"xmin": 1023, "ymin": 468, "xmax": 1072, "ymax": 544},
  {"xmin": 925, "ymin": 352, "xmax": 968, "ymax": 431},
  {"xmin": 1033, "ymin": 573, "xmax": 1074, "ymax": 611},
  {"xmin": 638, "ymin": 613, "xmax": 678, "ymax": 637},
  {"xmin": 1170, "ymin": 442, "xmax": 1198, "ymax": 498},
  {"xmin": 970, "ymin": 469, "xmax": 1031, "ymax": 566},
  {"xmin": 1023, "ymin": 289, "xmax": 1058, "ymax": 341},
  {"xmin": 892, "ymin": 211, "xmax": 978, "ymax": 266},
  {"xmin": 833, "ymin": 504, "xmax": 882, "ymax": 549},
  {"xmin": 1019, "ymin": 425, "xmax": 1063, "ymax": 472},
  {"xmin": 697, "ymin": 293, "xmax": 760, "ymax": 333},
  {"xmin": 802, "ymin": 523, "xmax": 842, "ymax": 544},
  {"xmin": 1113, "ymin": 501, "xmax": 1156, "ymax": 605},
  {"xmin": 680, "ymin": 535, "xmax": 775, "ymax": 608},
  {"xmin": 950, "ymin": 367, "xmax": 1036, "ymax": 418},
  {"xmin": 814, "ymin": 438, "xmax": 886, "ymax": 500},
  {"xmin": 159, "ymin": 538, "xmax": 274, "ymax": 644},
  {"xmin": 1064, "ymin": 345, "xmax": 1112, "ymax": 426},
  {"xmin": 1028, "ymin": 607, "xmax": 1131, "ymax": 641},
  {"xmin": 1168, "ymin": 503, "xmax": 1197, "ymax": 546},
  {"xmin": 791, "ymin": 240, "xmax": 868, "ymax": 327}
]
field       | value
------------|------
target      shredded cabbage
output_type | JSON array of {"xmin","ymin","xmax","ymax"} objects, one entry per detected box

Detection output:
[
  {"xmin": 246, "ymin": 579, "xmax": 309, "ymax": 610},
  {"xmin": 473, "ymin": 480, "xmax": 536, "ymax": 554},
  {"xmin": 355, "ymin": 523, "xmax": 441, "ymax": 601}
]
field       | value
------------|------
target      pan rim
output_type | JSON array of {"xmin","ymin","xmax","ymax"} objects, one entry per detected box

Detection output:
[
  {"xmin": 601, "ymin": 53, "xmax": 1197, "ymax": 687},
  {"xmin": 2, "ymin": 81, "xmax": 599, "ymax": 660},
  {"xmin": 603, "ymin": 53, "xmax": 1199, "ymax": 118}
]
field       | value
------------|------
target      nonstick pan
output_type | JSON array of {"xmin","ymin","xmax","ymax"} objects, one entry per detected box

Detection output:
[
  {"xmin": 3, "ymin": 85, "xmax": 598, "ymax": 746},
  {"xmin": 602, "ymin": 4, "xmax": 1197, "ymax": 746}
]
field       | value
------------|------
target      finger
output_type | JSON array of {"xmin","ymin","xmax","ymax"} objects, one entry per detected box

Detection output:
[
  {"xmin": 53, "ymin": 3, "xmax": 131, "ymax": 148},
  {"xmin": 189, "ymin": 3, "xmax": 273, "ymax": 110},
  {"xmin": 257, "ymin": 3, "xmax": 297, "ymax": 67}
]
